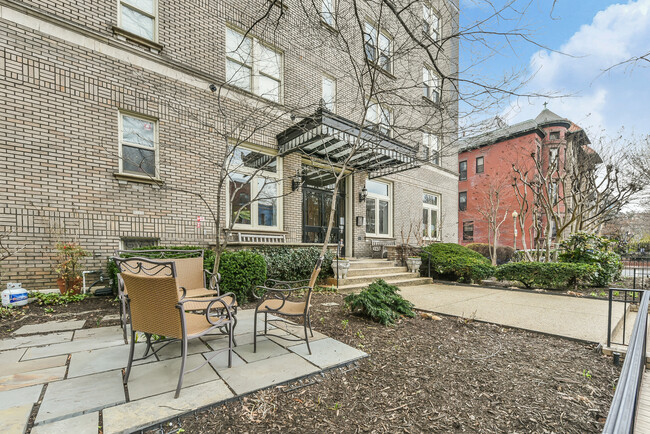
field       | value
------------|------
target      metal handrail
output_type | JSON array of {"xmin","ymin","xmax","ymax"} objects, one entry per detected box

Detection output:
[{"xmin": 603, "ymin": 289, "xmax": 649, "ymax": 434}]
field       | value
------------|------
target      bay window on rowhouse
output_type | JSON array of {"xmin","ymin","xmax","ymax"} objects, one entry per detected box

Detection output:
[
  {"xmin": 366, "ymin": 179, "xmax": 391, "ymax": 236},
  {"xmin": 119, "ymin": 0, "xmax": 157, "ymax": 41},
  {"xmin": 119, "ymin": 112, "xmax": 158, "ymax": 178},
  {"xmin": 423, "ymin": 192, "xmax": 440, "ymax": 240},
  {"xmin": 228, "ymin": 146, "xmax": 282, "ymax": 229}
]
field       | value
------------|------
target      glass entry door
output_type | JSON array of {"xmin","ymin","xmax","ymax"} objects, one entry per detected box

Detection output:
[{"xmin": 301, "ymin": 166, "xmax": 345, "ymax": 254}]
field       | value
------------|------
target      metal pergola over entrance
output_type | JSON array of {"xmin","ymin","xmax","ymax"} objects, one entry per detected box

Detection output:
[{"xmin": 276, "ymin": 107, "xmax": 420, "ymax": 178}]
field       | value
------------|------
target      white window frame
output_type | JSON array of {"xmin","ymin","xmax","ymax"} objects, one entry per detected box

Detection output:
[
  {"xmin": 423, "ymin": 132, "xmax": 440, "ymax": 165},
  {"xmin": 322, "ymin": 0, "xmax": 335, "ymax": 26},
  {"xmin": 365, "ymin": 179, "xmax": 393, "ymax": 238},
  {"xmin": 226, "ymin": 144, "xmax": 283, "ymax": 231},
  {"xmin": 365, "ymin": 100, "xmax": 393, "ymax": 137},
  {"xmin": 422, "ymin": 192, "xmax": 441, "ymax": 241},
  {"xmin": 226, "ymin": 26, "xmax": 284, "ymax": 103},
  {"xmin": 322, "ymin": 74, "xmax": 336, "ymax": 112},
  {"xmin": 364, "ymin": 22, "xmax": 393, "ymax": 74},
  {"xmin": 118, "ymin": 0, "xmax": 158, "ymax": 42},
  {"xmin": 423, "ymin": 66, "xmax": 441, "ymax": 103},
  {"xmin": 422, "ymin": 3, "xmax": 440, "ymax": 41},
  {"xmin": 118, "ymin": 111, "xmax": 159, "ymax": 179}
]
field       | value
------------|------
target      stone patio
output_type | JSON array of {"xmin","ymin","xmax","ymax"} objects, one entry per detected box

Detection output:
[{"xmin": 0, "ymin": 309, "xmax": 366, "ymax": 434}]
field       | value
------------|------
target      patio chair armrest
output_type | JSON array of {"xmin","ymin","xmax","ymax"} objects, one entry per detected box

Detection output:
[
  {"xmin": 179, "ymin": 286, "xmax": 188, "ymax": 299},
  {"xmin": 178, "ymin": 293, "xmax": 237, "ymax": 325},
  {"xmin": 204, "ymin": 270, "xmax": 221, "ymax": 293}
]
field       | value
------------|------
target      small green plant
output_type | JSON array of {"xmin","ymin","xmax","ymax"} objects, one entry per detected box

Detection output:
[
  {"xmin": 340, "ymin": 319, "xmax": 349, "ymax": 330},
  {"xmin": 582, "ymin": 369, "xmax": 592, "ymax": 380},
  {"xmin": 590, "ymin": 292, "xmax": 597, "ymax": 297},
  {"xmin": 30, "ymin": 291, "xmax": 91, "ymax": 306},
  {"xmin": 613, "ymin": 291, "xmax": 620, "ymax": 296},
  {"xmin": 344, "ymin": 279, "xmax": 416, "ymax": 326},
  {"xmin": 44, "ymin": 307, "xmax": 55, "ymax": 314},
  {"xmin": 356, "ymin": 330, "xmax": 364, "ymax": 339},
  {"xmin": 0, "ymin": 306, "xmax": 24, "ymax": 319}
]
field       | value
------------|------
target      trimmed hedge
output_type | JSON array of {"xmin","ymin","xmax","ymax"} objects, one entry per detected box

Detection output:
[
  {"xmin": 344, "ymin": 279, "xmax": 415, "ymax": 325},
  {"xmin": 421, "ymin": 243, "xmax": 495, "ymax": 283},
  {"xmin": 466, "ymin": 243, "xmax": 515, "ymax": 265},
  {"xmin": 495, "ymin": 262, "xmax": 598, "ymax": 289},
  {"xmin": 252, "ymin": 246, "xmax": 334, "ymax": 282},
  {"xmin": 218, "ymin": 250, "xmax": 267, "ymax": 303}
]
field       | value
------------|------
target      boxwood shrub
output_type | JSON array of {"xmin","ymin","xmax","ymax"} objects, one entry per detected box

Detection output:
[
  {"xmin": 466, "ymin": 243, "xmax": 515, "ymax": 265},
  {"xmin": 495, "ymin": 262, "xmax": 598, "ymax": 289},
  {"xmin": 420, "ymin": 243, "xmax": 495, "ymax": 283},
  {"xmin": 252, "ymin": 246, "xmax": 334, "ymax": 282},
  {"xmin": 218, "ymin": 250, "xmax": 267, "ymax": 303}
]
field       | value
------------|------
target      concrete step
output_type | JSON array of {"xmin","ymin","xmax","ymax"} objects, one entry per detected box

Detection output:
[
  {"xmin": 347, "ymin": 259, "xmax": 394, "ymax": 269},
  {"xmin": 327, "ymin": 272, "xmax": 419, "ymax": 286},
  {"xmin": 346, "ymin": 266, "xmax": 408, "ymax": 277},
  {"xmin": 335, "ymin": 277, "xmax": 433, "ymax": 293}
]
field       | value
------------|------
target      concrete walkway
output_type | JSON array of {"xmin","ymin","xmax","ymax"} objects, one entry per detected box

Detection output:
[{"xmin": 400, "ymin": 283, "xmax": 625, "ymax": 343}]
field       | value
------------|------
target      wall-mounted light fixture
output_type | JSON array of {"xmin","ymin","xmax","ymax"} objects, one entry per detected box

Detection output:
[
  {"xmin": 291, "ymin": 171, "xmax": 304, "ymax": 191},
  {"xmin": 209, "ymin": 84, "xmax": 217, "ymax": 92},
  {"xmin": 358, "ymin": 186, "xmax": 368, "ymax": 202}
]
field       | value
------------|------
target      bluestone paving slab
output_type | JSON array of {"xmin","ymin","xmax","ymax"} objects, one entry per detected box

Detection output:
[
  {"xmin": 13, "ymin": 320, "xmax": 86, "ymax": 335},
  {"xmin": 0, "ymin": 348, "xmax": 25, "ymax": 364},
  {"xmin": 289, "ymin": 338, "xmax": 367, "ymax": 369},
  {"xmin": 101, "ymin": 314, "xmax": 121, "ymax": 323},
  {"xmin": 22, "ymin": 336, "xmax": 125, "ymax": 360},
  {"xmin": 217, "ymin": 352, "xmax": 320, "ymax": 395},
  {"xmin": 202, "ymin": 331, "xmax": 267, "ymax": 349},
  {"xmin": 31, "ymin": 412, "xmax": 99, "ymax": 434},
  {"xmin": 126, "ymin": 353, "xmax": 219, "ymax": 400},
  {"xmin": 0, "ymin": 384, "xmax": 42, "ymax": 410},
  {"xmin": 67, "ymin": 343, "xmax": 149, "ymax": 378},
  {"xmin": 155, "ymin": 339, "xmax": 211, "ymax": 360},
  {"xmin": 202, "ymin": 349, "xmax": 246, "ymax": 369},
  {"xmin": 234, "ymin": 339, "xmax": 289, "ymax": 363},
  {"xmin": 3, "ymin": 354, "xmax": 68, "ymax": 377},
  {"xmin": 103, "ymin": 380, "xmax": 233, "ymax": 434},
  {"xmin": 269, "ymin": 322, "xmax": 329, "ymax": 342},
  {"xmin": 0, "ymin": 332, "xmax": 73, "ymax": 351},
  {"xmin": 35, "ymin": 370, "xmax": 125, "ymax": 425},
  {"xmin": 74, "ymin": 326, "xmax": 124, "ymax": 341},
  {"xmin": 0, "ymin": 404, "xmax": 33, "ymax": 434},
  {"xmin": 0, "ymin": 365, "xmax": 67, "ymax": 392}
]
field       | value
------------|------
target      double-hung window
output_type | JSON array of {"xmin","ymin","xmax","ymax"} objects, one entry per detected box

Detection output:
[
  {"xmin": 322, "ymin": 0, "xmax": 335, "ymax": 26},
  {"xmin": 322, "ymin": 75, "xmax": 336, "ymax": 112},
  {"xmin": 422, "ymin": 3, "xmax": 440, "ymax": 41},
  {"xmin": 459, "ymin": 191, "xmax": 467, "ymax": 211},
  {"xmin": 423, "ymin": 132, "xmax": 440, "ymax": 165},
  {"xmin": 365, "ymin": 102, "xmax": 393, "ymax": 136},
  {"xmin": 226, "ymin": 28, "xmax": 283, "ymax": 102},
  {"xmin": 459, "ymin": 160, "xmax": 467, "ymax": 180},
  {"xmin": 423, "ymin": 66, "xmax": 440, "ymax": 103},
  {"xmin": 423, "ymin": 192, "xmax": 441, "ymax": 240},
  {"xmin": 119, "ymin": 113, "xmax": 158, "ymax": 178},
  {"xmin": 364, "ymin": 23, "xmax": 392, "ymax": 73},
  {"xmin": 476, "ymin": 156, "xmax": 484, "ymax": 173},
  {"xmin": 366, "ymin": 180, "xmax": 391, "ymax": 237},
  {"xmin": 463, "ymin": 221, "xmax": 474, "ymax": 241},
  {"xmin": 119, "ymin": 0, "xmax": 157, "ymax": 41},
  {"xmin": 228, "ymin": 146, "xmax": 282, "ymax": 229}
]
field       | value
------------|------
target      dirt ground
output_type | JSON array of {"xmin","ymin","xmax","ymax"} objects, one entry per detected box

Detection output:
[{"xmin": 151, "ymin": 293, "xmax": 619, "ymax": 434}]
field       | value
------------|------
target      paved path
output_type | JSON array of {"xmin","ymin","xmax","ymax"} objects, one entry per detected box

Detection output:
[{"xmin": 400, "ymin": 283, "xmax": 625, "ymax": 343}]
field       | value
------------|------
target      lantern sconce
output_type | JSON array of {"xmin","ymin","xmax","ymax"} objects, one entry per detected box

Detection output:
[{"xmin": 359, "ymin": 186, "xmax": 368, "ymax": 202}]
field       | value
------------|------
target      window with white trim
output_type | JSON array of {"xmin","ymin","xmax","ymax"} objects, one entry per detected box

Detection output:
[
  {"xmin": 364, "ymin": 22, "xmax": 392, "ymax": 73},
  {"xmin": 227, "ymin": 146, "xmax": 282, "ymax": 229},
  {"xmin": 366, "ymin": 180, "xmax": 391, "ymax": 236},
  {"xmin": 365, "ymin": 101, "xmax": 393, "ymax": 136},
  {"xmin": 119, "ymin": 113, "xmax": 158, "ymax": 178},
  {"xmin": 423, "ymin": 132, "xmax": 440, "ymax": 165},
  {"xmin": 422, "ymin": 3, "xmax": 440, "ymax": 41},
  {"xmin": 423, "ymin": 66, "xmax": 440, "ymax": 103},
  {"xmin": 322, "ymin": 0, "xmax": 335, "ymax": 26},
  {"xmin": 119, "ymin": 0, "xmax": 157, "ymax": 41},
  {"xmin": 322, "ymin": 75, "xmax": 336, "ymax": 112},
  {"xmin": 226, "ymin": 28, "xmax": 283, "ymax": 102},
  {"xmin": 423, "ymin": 192, "xmax": 440, "ymax": 240}
]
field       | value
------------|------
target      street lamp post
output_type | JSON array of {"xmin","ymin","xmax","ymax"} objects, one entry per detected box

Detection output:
[{"xmin": 512, "ymin": 210, "xmax": 518, "ymax": 251}]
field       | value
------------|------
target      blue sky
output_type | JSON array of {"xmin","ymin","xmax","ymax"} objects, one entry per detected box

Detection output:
[{"xmin": 460, "ymin": 0, "xmax": 650, "ymax": 139}]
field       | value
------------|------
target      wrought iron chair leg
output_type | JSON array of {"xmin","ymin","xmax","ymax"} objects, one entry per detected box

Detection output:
[
  {"xmin": 253, "ymin": 307, "xmax": 259, "ymax": 353},
  {"xmin": 232, "ymin": 314, "xmax": 238, "ymax": 347},
  {"xmin": 304, "ymin": 321, "xmax": 312, "ymax": 355},
  {"xmin": 124, "ymin": 329, "xmax": 136, "ymax": 384},
  {"xmin": 228, "ymin": 323, "xmax": 233, "ymax": 368},
  {"xmin": 307, "ymin": 312, "xmax": 314, "ymax": 337},
  {"xmin": 175, "ymin": 336, "xmax": 188, "ymax": 399},
  {"xmin": 142, "ymin": 333, "xmax": 153, "ymax": 358},
  {"xmin": 264, "ymin": 312, "xmax": 268, "ymax": 334}
]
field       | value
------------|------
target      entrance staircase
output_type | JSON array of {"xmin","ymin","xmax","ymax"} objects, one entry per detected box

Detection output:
[{"xmin": 327, "ymin": 258, "xmax": 432, "ymax": 293}]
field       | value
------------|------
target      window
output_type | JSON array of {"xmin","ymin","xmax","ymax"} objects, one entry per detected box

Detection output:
[
  {"xmin": 322, "ymin": 0, "xmax": 335, "ymax": 26},
  {"xmin": 459, "ymin": 191, "xmax": 467, "ymax": 211},
  {"xmin": 459, "ymin": 160, "xmax": 467, "ymax": 180},
  {"xmin": 463, "ymin": 221, "xmax": 474, "ymax": 241},
  {"xmin": 119, "ymin": 113, "xmax": 158, "ymax": 178},
  {"xmin": 422, "ymin": 3, "xmax": 440, "ymax": 41},
  {"xmin": 423, "ymin": 132, "xmax": 440, "ymax": 165},
  {"xmin": 228, "ymin": 146, "xmax": 282, "ymax": 229},
  {"xmin": 366, "ymin": 180, "xmax": 391, "ymax": 236},
  {"xmin": 364, "ymin": 22, "xmax": 392, "ymax": 73},
  {"xmin": 549, "ymin": 131, "xmax": 560, "ymax": 140},
  {"xmin": 549, "ymin": 147, "xmax": 559, "ymax": 164},
  {"xmin": 365, "ymin": 101, "xmax": 393, "ymax": 136},
  {"xmin": 476, "ymin": 156, "xmax": 484, "ymax": 174},
  {"xmin": 226, "ymin": 27, "xmax": 282, "ymax": 102},
  {"xmin": 423, "ymin": 192, "xmax": 440, "ymax": 240},
  {"xmin": 548, "ymin": 181, "xmax": 559, "ymax": 205},
  {"xmin": 423, "ymin": 66, "xmax": 440, "ymax": 103},
  {"xmin": 119, "ymin": 0, "xmax": 157, "ymax": 41},
  {"xmin": 322, "ymin": 75, "xmax": 336, "ymax": 112}
]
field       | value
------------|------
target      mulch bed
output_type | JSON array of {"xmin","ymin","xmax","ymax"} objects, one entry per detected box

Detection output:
[{"xmin": 147, "ymin": 293, "xmax": 620, "ymax": 434}]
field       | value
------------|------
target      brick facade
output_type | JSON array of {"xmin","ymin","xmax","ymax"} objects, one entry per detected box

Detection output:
[{"xmin": 0, "ymin": 0, "xmax": 459, "ymax": 289}]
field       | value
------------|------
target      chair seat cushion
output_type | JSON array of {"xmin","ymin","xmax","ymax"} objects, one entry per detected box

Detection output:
[
  {"xmin": 184, "ymin": 312, "xmax": 226, "ymax": 336},
  {"xmin": 183, "ymin": 287, "xmax": 217, "ymax": 298},
  {"xmin": 258, "ymin": 299, "xmax": 307, "ymax": 315},
  {"xmin": 182, "ymin": 295, "xmax": 237, "ymax": 312}
]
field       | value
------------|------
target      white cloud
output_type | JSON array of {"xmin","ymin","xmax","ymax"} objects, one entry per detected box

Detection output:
[{"xmin": 504, "ymin": 0, "xmax": 650, "ymax": 138}]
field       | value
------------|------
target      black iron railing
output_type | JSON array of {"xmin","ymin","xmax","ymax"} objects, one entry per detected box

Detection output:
[
  {"xmin": 621, "ymin": 256, "xmax": 650, "ymax": 290},
  {"xmin": 602, "ymin": 289, "xmax": 649, "ymax": 433},
  {"xmin": 607, "ymin": 288, "xmax": 642, "ymax": 347}
]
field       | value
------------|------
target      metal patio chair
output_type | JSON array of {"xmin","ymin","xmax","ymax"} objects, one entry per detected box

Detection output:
[
  {"xmin": 253, "ymin": 256, "xmax": 323, "ymax": 355},
  {"xmin": 113, "ymin": 257, "xmax": 236, "ymax": 398}
]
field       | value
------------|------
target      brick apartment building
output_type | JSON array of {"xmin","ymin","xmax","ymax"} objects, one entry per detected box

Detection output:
[
  {"xmin": 457, "ymin": 108, "xmax": 596, "ymax": 249},
  {"xmin": 0, "ymin": 0, "xmax": 460, "ymax": 289}
]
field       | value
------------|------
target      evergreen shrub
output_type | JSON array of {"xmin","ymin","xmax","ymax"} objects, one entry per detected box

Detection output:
[
  {"xmin": 218, "ymin": 250, "xmax": 267, "ymax": 303},
  {"xmin": 420, "ymin": 243, "xmax": 495, "ymax": 283},
  {"xmin": 344, "ymin": 279, "xmax": 415, "ymax": 325},
  {"xmin": 495, "ymin": 262, "xmax": 598, "ymax": 289}
]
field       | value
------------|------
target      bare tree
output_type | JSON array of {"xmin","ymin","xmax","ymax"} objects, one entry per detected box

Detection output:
[{"xmin": 474, "ymin": 175, "xmax": 511, "ymax": 265}]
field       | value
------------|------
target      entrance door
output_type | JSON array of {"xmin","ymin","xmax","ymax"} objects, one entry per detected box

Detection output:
[{"xmin": 302, "ymin": 168, "xmax": 345, "ymax": 254}]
